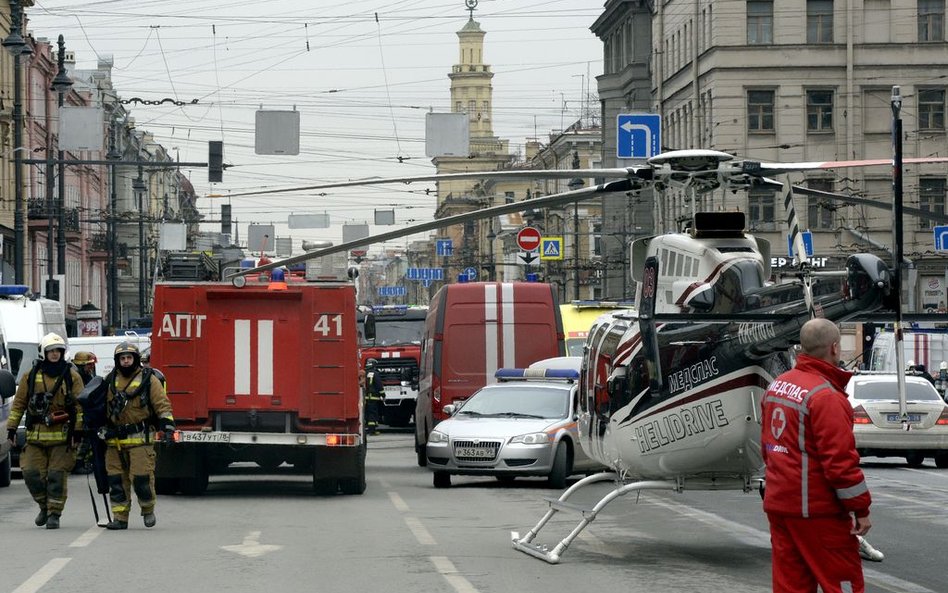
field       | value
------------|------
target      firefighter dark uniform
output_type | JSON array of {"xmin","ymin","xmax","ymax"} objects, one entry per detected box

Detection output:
[
  {"xmin": 761, "ymin": 352, "xmax": 871, "ymax": 593},
  {"xmin": 102, "ymin": 342, "xmax": 175, "ymax": 530},
  {"xmin": 6, "ymin": 333, "xmax": 83, "ymax": 529},
  {"xmin": 364, "ymin": 359, "xmax": 383, "ymax": 434}
]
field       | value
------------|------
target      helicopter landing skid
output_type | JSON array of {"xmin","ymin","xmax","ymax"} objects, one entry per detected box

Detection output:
[{"xmin": 511, "ymin": 472, "xmax": 679, "ymax": 564}]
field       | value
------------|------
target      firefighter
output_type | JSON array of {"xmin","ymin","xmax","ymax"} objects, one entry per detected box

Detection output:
[
  {"xmin": 5, "ymin": 333, "xmax": 84, "ymax": 529},
  {"xmin": 364, "ymin": 358, "xmax": 383, "ymax": 435},
  {"xmin": 72, "ymin": 351, "xmax": 98, "ymax": 385},
  {"xmin": 102, "ymin": 342, "xmax": 175, "ymax": 530}
]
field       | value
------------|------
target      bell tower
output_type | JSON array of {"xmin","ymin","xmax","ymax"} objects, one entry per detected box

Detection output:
[{"xmin": 449, "ymin": 17, "xmax": 493, "ymax": 138}]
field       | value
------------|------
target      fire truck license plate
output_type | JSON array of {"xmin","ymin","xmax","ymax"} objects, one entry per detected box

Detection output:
[
  {"xmin": 179, "ymin": 432, "xmax": 231, "ymax": 443},
  {"xmin": 455, "ymin": 447, "xmax": 494, "ymax": 459}
]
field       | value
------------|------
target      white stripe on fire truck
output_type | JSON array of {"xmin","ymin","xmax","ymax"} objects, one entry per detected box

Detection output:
[
  {"xmin": 502, "ymin": 283, "xmax": 515, "ymax": 368},
  {"xmin": 257, "ymin": 319, "xmax": 274, "ymax": 395},
  {"xmin": 485, "ymin": 283, "xmax": 498, "ymax": 384},
  {"xmin": 235, "ymin": 319, "xmax": 251, "ymax": 395}
]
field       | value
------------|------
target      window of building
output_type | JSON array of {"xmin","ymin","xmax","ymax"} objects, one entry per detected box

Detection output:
[
  {"xmin": 919, "ymin": 177, "xmax": 946, "ymax": 229},
  {"xmin": 504, "ymin": 191, "xmax": 515, "ymax": 204},
  {"xmin": 748, "ymin": 189, "xmax": 776, "ymax": 230},
  {"xmin": 807, "ymin": 0, "xmax": 834, "ymax": 43},
  {"xmin": 748, "ymin": 90, "xmax": 775, "ymax": 132},
  {"xmin": 747, "ymin": 1, "xmax": 774, "ymax": 45},
  {"xmin": 455, "ymin": 101, "xmax": 462, "ymax": 112},
  {"xmin": 468, "ymin": 100, "xmax": 476, "ymax": 120},
  {"xmin": 807, "ymin": 179, "xmax": 835, "ymax": 229},
  {"xmin": 919, "ymin": 0, "xmax": 945, "ymax": 42},
  {"xmin": 807, "ymin": 90, "xmax": 834, "ymax": 132},
  {"xmin": 919, "ymin": 89, "xmax": 946, "ymax": 130},
  {"xmin": 593, "ymin": 222, "xmax": 602, "ymax": 256}
]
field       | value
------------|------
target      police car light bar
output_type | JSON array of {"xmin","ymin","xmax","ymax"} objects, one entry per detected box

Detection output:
[
  {"xmin": 495, "ymin": 368, "xmax": 580, "ymax": 381},
  {"xmin": 0, "ymin": 285, "xmax": 30, "ymax": 297}
]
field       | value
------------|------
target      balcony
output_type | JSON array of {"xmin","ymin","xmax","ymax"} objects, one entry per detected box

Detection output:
[{"xmin": 27, "ymin": 199, "xmax": 80, "ymax": 232}]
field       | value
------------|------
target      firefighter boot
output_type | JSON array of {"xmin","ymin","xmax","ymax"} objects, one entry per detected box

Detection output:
[
  {"xmin": 45, "ymin": 514, "xmax": 60, "ymax": 530},
  {"xmin": 105, "ymin": 519, "xmax": 128, "ymax": 530},
  {"xmin": 143, "ymin": 513, "xmax": 156, "ymax": 528},
  {"xmin": 34, "ymin": 507, "xmax": 48, "ymax": 527}
]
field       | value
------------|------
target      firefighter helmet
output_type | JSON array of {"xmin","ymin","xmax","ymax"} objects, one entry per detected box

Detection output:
[
  {"xmin": 40, "ymin": 333, "xmax": 67, "ymax": 358},
  {"xmin": 365, "ymin": 358, "xmax": 378, "ymax": 369},
  {"xmin": 114, "ymin": 341, "xmax": 141, "ymax": 367},
  {"xmin": 72, "ymin": 351, "xmax": 97, "ymax": 365}
]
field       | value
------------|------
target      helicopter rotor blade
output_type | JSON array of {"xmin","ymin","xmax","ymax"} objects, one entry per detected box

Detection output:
[
  {"xmin": 235, "ymin": 178, "xmax": 640, "ymax": 276},
  {"xmin": 216, "ymin": 168, "xmax": 644, "ymax": 199}
]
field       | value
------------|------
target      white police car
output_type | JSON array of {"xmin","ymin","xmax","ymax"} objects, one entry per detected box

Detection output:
[{"xmin": 425, "ymin": 368, "xmax": 602, "ymax": 488}]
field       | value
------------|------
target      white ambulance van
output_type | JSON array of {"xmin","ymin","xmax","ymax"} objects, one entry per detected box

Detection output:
[{"xmin": 0, "ymin": 285, "xmax": 68, "ymax": 382}]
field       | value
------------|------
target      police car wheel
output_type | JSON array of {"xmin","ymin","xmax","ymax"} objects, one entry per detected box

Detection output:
[{"xmin": 934, "ymin": 453, "xmax": 948, "ymax": 469}]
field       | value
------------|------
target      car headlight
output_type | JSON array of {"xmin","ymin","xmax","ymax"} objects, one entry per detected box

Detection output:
[
  {"xmin": 510, "ymin": 432, "xmax": 550, "ymax": 445},
  {"xmin": 428, "ymin": 430, "xmax": 449, "ymax": 444}
]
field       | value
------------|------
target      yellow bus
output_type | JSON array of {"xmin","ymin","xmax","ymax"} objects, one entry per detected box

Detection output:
[{"xmin": 559, "ymin": 301, "xmax": 635, "ymax": 356}]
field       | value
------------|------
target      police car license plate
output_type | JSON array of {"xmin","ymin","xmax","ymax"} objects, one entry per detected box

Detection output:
[
  {"xmin": 455, "ymin": 447, "xmax": 494, "ymax": 459},
  {"xmin": 886, "ymin": 414, "xmax": 922, "ymax": 423},
  {"xmin": 179, "ymin": 431, "xmax": 231, "ymax": 443}
]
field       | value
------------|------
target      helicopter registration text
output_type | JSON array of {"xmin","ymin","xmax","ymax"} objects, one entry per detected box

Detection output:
[{"xmin": 633, "ymin": 399, "xmax": 729, "ymax": 453}]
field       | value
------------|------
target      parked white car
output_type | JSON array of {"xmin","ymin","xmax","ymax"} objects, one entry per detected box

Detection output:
[{"xmin": 846, "ymin": 372, "xmax": 948, "ymax": 468}]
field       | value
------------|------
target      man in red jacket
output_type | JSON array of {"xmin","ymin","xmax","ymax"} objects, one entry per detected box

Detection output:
[{"xmin": 761, "ymin": 318, "xmax": 872, "ymax": 593}]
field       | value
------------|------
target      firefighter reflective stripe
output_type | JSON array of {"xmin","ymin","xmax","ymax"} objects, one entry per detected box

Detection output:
[
  {"xmin": 485, "ymin": 285, "xmax": 498, "ymax": 384},
  {"xmin": 502, "ymin": 283, "xmax": 515, "ymax": 369},
  {"xmin": 234, "ymin": 319, "xmax": 275, "ymax": 396},
  {"xmin": 257, "ymin": 319, "xmax": 274, "ymax": 395},
  {"xmin": 235, "ymin": 320, "xmax": 251, "ymax": 394}
]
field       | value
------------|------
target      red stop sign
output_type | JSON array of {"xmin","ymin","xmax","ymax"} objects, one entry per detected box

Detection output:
[{"xmin": 517, "ymin": 226, "xmax": 542, "ymax": 251}]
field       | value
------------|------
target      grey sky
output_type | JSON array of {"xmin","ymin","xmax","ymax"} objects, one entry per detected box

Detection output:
[{"xmin": 26, "ymin": 0, "xmax": 605, "ymax": 251}]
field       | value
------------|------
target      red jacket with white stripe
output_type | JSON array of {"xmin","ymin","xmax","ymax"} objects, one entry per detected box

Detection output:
[{"xmin": 761, "ymin": 354, "xmax": 871, "ymax": 518}]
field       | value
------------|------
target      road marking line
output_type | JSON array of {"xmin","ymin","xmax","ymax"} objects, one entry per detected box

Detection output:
[
  {"xmin": 404, "ymin": 516, "xmax": 437, "ymax": 545},
  {"xmin": 69, "ymin": 525, "xmax": 102, "ymax": 547},
  {"xmin": 647, "ymin": 496, "xmax": 939, "ymax": 593},
  {"xmin": 430, "ymin": 556, "xmax": 480, "ymax": 593},
  {"xmin": 388, "ymin": 491, "xmax": 410, "ymax": 512},
  {"xmin": 12, "ymin": 558, "xmax": 71, "ymax": 593}
]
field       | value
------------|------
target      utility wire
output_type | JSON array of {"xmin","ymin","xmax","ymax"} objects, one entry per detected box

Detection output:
[{"xmin": 375, "ymin": 11, "xmax": 402, "ymax": 158}]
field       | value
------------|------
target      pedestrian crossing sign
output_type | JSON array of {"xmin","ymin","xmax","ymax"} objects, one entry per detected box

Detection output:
[{"xmin": 540, "ymin": 237, "xmax": 563, "ymax": 260}]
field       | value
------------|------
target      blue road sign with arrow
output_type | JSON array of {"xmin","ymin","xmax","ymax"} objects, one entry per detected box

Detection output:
[
  {"xmin": 935, "ymin": 225, "xmax": 948, "ymax": 252},
  {"xmin": 617, "ymin": 114, "xmax": 661, "ymax": 159}
]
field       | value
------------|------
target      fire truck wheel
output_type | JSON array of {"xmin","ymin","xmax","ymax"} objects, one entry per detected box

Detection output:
[
  {"xmin": 313, "ymin": 478, "xmax": 337, "ymax": 495},
  {"xmin": 934, "ymin": 453, "xmax": 948, "ymax": 469},
  {"xmin": 339, "ymin": 446, "xmax": 366, "ymax": 495},
  {"xmin": 433, "ymin": 471, "xmax": 451, "ymax": 489},
  {"xmin": 0, "ymin": 451, "xmax": 10, "ymax": 488},
  {"xmin": 415, "ymin": 434, "xmax": 428, "ymax": 467},
  {"xmin": 179, "ymin": 466, "xmax": 209, "ymax": 496},
  {"xmin": 155, "ymin": 477, "xmax": 179, "ymax": 495}
]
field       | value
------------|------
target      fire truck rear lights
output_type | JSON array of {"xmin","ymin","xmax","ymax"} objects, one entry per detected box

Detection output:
[
  {"xmin": 326, "ymin": 434, "xmax": 358, "ymax": 446},
  {"xmin": 495, "ymin": 368, "xmax": 579, "ymax": 381},
  {"xmin": 297, "ymin": 436, "xmax": 308, "ymax": 444}
]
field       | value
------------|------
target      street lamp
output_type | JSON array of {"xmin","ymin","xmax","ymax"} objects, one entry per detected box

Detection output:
[
  {"xmin": 567, "ymin": 177, "xmax": 585, "ymax": 300},
  {"xmin": 52, "ymin": 35, "xmax": 73, "ymax": 278},
  {"xmin": 133, "ymin": 168, "xmax": 147, "ymax": 316},
  {"xmin": 3, "ymin": 0, "xmax": 33, "ymax": 284}
]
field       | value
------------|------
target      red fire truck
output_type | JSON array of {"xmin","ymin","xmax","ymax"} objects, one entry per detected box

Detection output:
[
  {"xmin": 357, "ymin": 305, "xmax": 427, "ymax": 427},
  {"xmin": 151, "ymin": 276, "xmax": 366, "ymax": 495}
]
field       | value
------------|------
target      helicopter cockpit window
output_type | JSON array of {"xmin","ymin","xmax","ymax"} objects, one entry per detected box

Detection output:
[{"xmin": 712, "ymin": 261, "xmax": 765, "ymax": 313}]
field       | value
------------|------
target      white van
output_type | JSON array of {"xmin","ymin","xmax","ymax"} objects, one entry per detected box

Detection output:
[
  {"xmin": 68, "ymin": 333, "xmax": 151, "ymax": 378},
  {"xmin": 0, "ymin": 286, "xmax": 68, "ymax": 381}
]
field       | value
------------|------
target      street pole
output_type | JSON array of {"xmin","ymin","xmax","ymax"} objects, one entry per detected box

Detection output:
[
  {"xmin": 135, "ymin": 165, "xmax": 146, "ymax": 316},
  {"xmin": 108, "ymin": 119, "xmax": 118, "ymax": 327},
  {"xmin": 54, "ymin": 35, "xmax": 72, "ymax": 278},
  {"xmin": 3, "ymin": 0, "xmax": 31, "ymax": 284},
  {"xmin": 891, "ymin": 85, "xmax": 909, "ymax": 425},
  {"xmin": 45, "ymin": 131, "xmax": 54, "ymax": 286}
]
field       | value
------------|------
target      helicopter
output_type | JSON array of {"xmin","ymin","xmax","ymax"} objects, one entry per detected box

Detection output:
[{"xmin": 231, "ymin": 148, "xmax": 948, "ymax": 563}]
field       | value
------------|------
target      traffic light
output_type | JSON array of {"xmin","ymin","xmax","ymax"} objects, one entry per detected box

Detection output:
[
  {"xmin": 208, "ymin": 141, "xmax": 223, "ymax": 182},
  {"xmin": 221, "ymin": 203, "xmax": 232, "ymax": 235}
]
